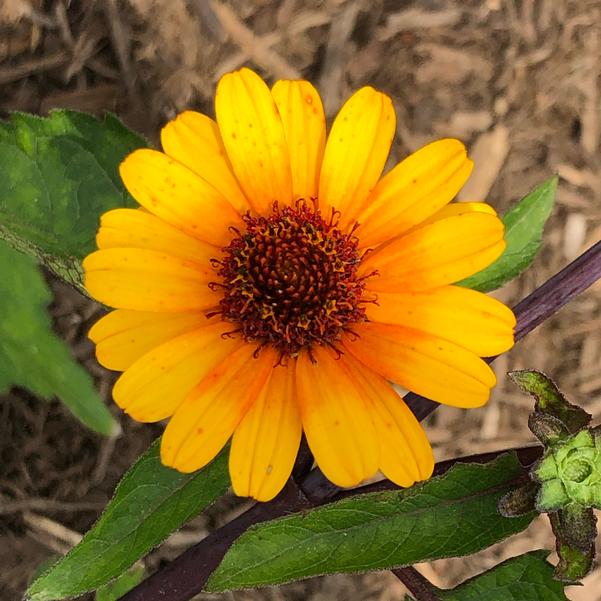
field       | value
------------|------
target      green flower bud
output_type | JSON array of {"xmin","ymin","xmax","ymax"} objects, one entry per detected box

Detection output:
[{"xmin": 533, "ymin": 429, "xmax": 601, "ymax": 511}]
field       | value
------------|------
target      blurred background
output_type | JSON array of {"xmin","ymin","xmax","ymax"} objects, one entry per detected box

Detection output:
[{"xmin": 1, "ymin": 0, "xmax": 600, "ymax": 599}]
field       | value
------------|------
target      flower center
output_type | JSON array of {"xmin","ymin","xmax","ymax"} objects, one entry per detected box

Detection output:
[{"xmin": 211, "ymin": 201, "xmax": 370, "ymax": 358}]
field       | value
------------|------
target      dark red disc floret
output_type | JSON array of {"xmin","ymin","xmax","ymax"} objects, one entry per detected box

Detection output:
[{"xmin": 211, "ymin": 201, "xmax": 371, "ymax": 357}]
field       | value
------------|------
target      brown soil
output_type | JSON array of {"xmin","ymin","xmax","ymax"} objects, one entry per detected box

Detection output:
[{"xmin": 1, "ymin": 1, "xmax": 600, "ymax": 600}]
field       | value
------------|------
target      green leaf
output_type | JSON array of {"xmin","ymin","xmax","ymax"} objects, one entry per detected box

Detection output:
[
  {"xmin": 207, "ymin": 453, "xmax": 534, "ymax": 592},
  {"xmin": 0, "ymin": 238, "xmax": 116, "ymax": 435},
  {"xmin": 95, "ymin": 565, "xmax": 145, "ymax": 601},
  {"xmin": 27, "ymin": 440, "xmax": 231, "ymax": 601},
  {"xmin": 459, "ymin": 176, "xmax": 557, "ymax": 292},
  {"xmin": 439, "ymin": 551, "xmax": 568, "ymax": 600},
  {"xmin": 0, "ymin": 110, "xmax": 146, "ymax": 291}
]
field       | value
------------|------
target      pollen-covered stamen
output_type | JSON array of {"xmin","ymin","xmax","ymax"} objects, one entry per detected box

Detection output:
[{"xmin": 214, "ymin": 201, "xmax": 370, "ymax": 357}]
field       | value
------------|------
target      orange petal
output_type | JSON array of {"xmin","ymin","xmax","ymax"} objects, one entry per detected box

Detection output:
[
  {"xmin": 271, "ymin": 79, "xmax": 326, "ymax": 202},
  {"xmin": 296, "ymin": 347, "xmax": 379, "ymax": 487},
  {"xmin": 345, "ymin": 323, "xmax": 496, "ymax": 408},
  {"xmin": 113, "ymin": 322, "xmax": 243, "ymax": 422},
  {"xmin": 119, "ymin": 148, "xmax": 242, "ymax": 246},
  {"xmin": 89, "ymin": 309, "xmax": 208, "ymax": 371},
  {"xmin": 366, "ymin": 286, "xmax": 516, "ymax": 356},
  {"xmin": 230, "ymin": 363, "xmax": 302, "ymax": 501},
  {"xmin": 160, "ymin": 111, "xmax": 250, "ymax": 214},
  {"xmin": 342, "ymin": 352, "xmax": 434, "ymax": 486},
  {"xmin": 96, "ymin": 208, "xmax": 217, "ymax": 263},
  {"xmin": 356, "ymin": 139, "xmax": 473, "ymax": 247},
  {"xmin": 161, "ymin": 345, "xmax": 277, "ymax": 473},
  {"xmin": 360, "ymin": 212, "xmax": 505, "ymax": 292},
  {"xmin": 215, "ymin": 68, "xmax": 292, "ymax": 213},
  {"xmin": 319, "ymin": 86, "xmax": 395, "ymax": 226},
  {"xmin": 83, "ymin": 248, "xmax": 219, "ymax": 312}
]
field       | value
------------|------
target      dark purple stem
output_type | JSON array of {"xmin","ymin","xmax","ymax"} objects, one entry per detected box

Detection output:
[
  {"xmin": 121, "ymin": 480, "xmax": 311, "ymax": 601},
  {"xmin": 512, "ymin": 240, "xmax": 601, "ymax": 341},
  {"xmin": 121, "ymin": 242, "xmax": 600, "ymax": 601},
  {"xmin": 392, "ymin": 566, "xmax": 442, "ymax": 601},
  {"xmin": 122, "ymin": 445, "xmax": 541, "ymax": 601}
]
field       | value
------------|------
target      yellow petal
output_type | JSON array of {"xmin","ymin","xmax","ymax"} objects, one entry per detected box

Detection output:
[
  {"xmin": 96, "ymin": 208, "xmax": 217, "ymax": 263},
  {"xmin": 366, "ymin": 286, "xmax": 516, "ymax": 356},
  {"xmin": 83, "ymin": 248, "xmax": 218, "ymax": 312},
  {"xmin": 160, "ymin": 111, "xmax": 250, "ymax": 214},
  {"xmin": 319, "ymin": 86, "xmax": 395, "ymax": 226},
  {"xmin": 119, "ymin": 148, "xmax": 242, "ymax": 246},
  {"xmin": 296, "ymin": 346, "xmax": 379, "ymax": 487},
  {"xmin": 356, "ymin": 139, "xmax": 473, "ymax": 247},
  {"xmin": 345, "ymin": 323, "xmax": 496, "ymax": 408},
  {"xmin": 230, "ymin": 363, "xmax": 301, "ymax": 502},
  {"xmin": 89, "ymin": 309, "xmax": 208, "ymax": 371},
  {"xmin": 113, "ymin": 322, "xmax": 243, "ymax": 422},
  {"xmin": 417, "ymin": 201, "xmax": 497, "ymax": 229},
  {"xmin": 215, "ymin": 68, "xmax": 292, "ymax": 213},
  {"xmin": 271, "ymin": 79, "xmax": 326, "ymax": 202},
  {"xmin": 342, "ymin": 352, "xmax": 434, "ymax": 485},
  {"xmin": 161, "ymin": 345, "xmax": 277, "ymax": 473},
  {"xmin": 361, "ymin": 212, "xmax": 506, "ymax": 292}
]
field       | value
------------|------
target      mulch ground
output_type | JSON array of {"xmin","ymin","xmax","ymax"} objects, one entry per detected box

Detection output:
[{"xmin": 1, "ymin": 1, "xmax": 600, "ymax": 599}]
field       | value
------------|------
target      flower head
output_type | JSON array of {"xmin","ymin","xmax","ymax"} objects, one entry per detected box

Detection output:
[{"xmin": 84, "ymin": 68, "xmax": 515, "ymax": 501}]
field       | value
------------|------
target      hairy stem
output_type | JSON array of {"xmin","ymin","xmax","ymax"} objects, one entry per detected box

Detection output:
[
  {"xmin": 392, "ymin": 566, "xmax": 442, "ymax": 601},
  {"xmin": 121, "ymin": 444, "xmax": 540, "ymax": 601},
  {"xmin": 512, "ymin": 240, "xmax": 601, "ymax": 340},
  {"xmin": 120, "ymin": 480, "xmax": 311, "ymax": 601}
]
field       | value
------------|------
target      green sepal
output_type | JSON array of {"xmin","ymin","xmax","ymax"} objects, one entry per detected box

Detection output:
[
  {"xmin": 498, "ymin": 481, "xmax": 538, "ymax": 517},
  {"xmin": 528, "ymin": 413, "xmax": 570, "ymax": 446},
  {"xmin": 537, "ymin": 479, "xmax": 570, "ymax": 512},
  {"xmin": 510, "ymin": 370, "xmax": 591, "ymax": 433},
  {"xmin": 550, "ymin": 505, "xmax": 597, "ymax": 583}
]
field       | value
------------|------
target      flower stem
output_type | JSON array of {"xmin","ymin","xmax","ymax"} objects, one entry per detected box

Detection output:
[
  {"xmin": 120, "ymin": 445, "xmax": 540, "ymax": 601},
  {"xmin": 120, "ymin": 479, "xmax": 311, "ymax": 601},
  {"xmin": 392, "ymin": 566, "xmax": 442, "ymax": 601},
  {"xmin": 512, "ymin": 240, "xmax": 601, "ymax": 341}
]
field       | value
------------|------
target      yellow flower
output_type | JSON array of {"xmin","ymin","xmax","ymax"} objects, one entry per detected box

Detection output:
[{"xmin": 83, "ymin": 68, "xmax": 515, "ymax": 502}]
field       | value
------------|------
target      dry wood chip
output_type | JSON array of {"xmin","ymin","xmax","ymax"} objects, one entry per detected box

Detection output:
[
  {"xmin": 380, "ymin": 7, "xmax": 462, "ymax": 40},
  {"xmin": 458, "ymin": 125, "xmax": 510, "ymax": 201},
  {"xmin": 556, "ymin": 163, "xmax": 599, "ymax": 189},
  {"xmin": 434, "ymin": 110, "xmax": 493, "ymax": 138},
  {"xmin": 416, "ymin": 43, "xmax": 494, "ymax": 85},
  {"xmin": 563, "ymin": 213, "xmax": 588, "ymax": 261},
  {"xmin": 318, "ymin": 1, "xmax": 360, "ymax": 116},
  {"xmin": 0, "ymin": 0, "xmax": 30, "ymax": 24},
  {"xmin": 209, "ymin": 0, "xmax": 300, "ymax": 79}
]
